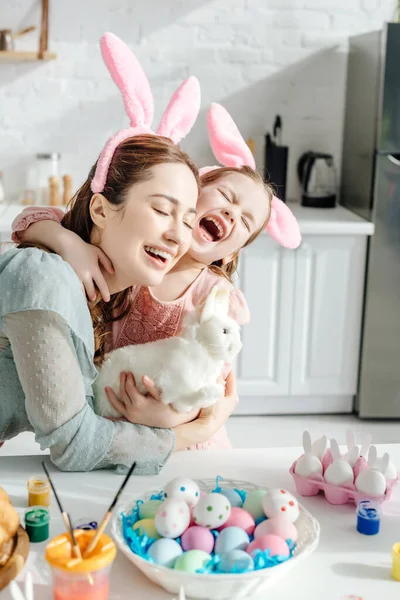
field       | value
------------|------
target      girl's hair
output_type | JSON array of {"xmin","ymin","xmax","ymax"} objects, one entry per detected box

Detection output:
[
  {"xmin": 62, "ymin": 134, "xmax": 200, "ymax": 364},
  {"xmin": 201, "ymin": 166, "xmax": 273, "ymax": 283}
]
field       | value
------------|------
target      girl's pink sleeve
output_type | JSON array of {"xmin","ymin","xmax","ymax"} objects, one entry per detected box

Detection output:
[{"xmin": 11, "ymin": 206, "xmax": 64, "ymax": 243}]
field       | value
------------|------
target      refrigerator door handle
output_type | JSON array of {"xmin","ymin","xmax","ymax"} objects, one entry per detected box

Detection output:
[{"xmin": 387, "ymin": 154, "xmax": 400, "ymax": 167}]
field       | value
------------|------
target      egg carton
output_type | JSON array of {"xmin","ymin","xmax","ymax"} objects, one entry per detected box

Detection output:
[{"xmin": 290, "ymin": 449, "xmax": 399, "ymax": 506}]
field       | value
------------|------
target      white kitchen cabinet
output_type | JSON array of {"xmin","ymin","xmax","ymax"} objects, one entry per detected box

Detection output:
[
  {"xmin": 236, "ymin": 235, "xmax": 295, "ymax": 396},
  {"xmin": 235, "ymin": 204, "xmax": 374, "ymax": 415},
  {"xmin": 290, "ymin": 235, "xmax": 367, "ymax": 396}
]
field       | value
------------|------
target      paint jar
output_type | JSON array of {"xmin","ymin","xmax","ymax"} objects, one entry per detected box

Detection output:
[
  {"xmin": 25, "ymin": 506, "xmax": 50, "ymax": 543},
  {"xmin": 356, "ymin": 500, "xmax": 381, "ymax": 535},
  {"xmin": 27, "ymin": 475, "xmax": 51, "ymax": 507},
  {"xmin": 45, "ymin": 530, "xmax": 116, "ymax": 600},
  {"xmin": 392, "ymin": 542, "xmax": 400, "ymax": 581}
]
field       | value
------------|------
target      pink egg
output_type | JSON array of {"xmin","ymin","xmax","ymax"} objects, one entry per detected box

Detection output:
[
  {"xmin": 254, "ymin": 516, "xmax": 298, "ymax": 542},
  {"xmin": 181, "ymin": 526, "xmax": 215, "ymax": 554},
  {"xmin": 218, "ymin": 507, "xmax": 255, "ymax": 536},
  {"xmin": 247, "ymin": 534, "xmax": 290, "ymax": 558}
]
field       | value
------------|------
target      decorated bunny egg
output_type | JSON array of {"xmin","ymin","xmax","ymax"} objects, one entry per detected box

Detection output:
[
  {"xmin": 324, "ymin": 461, "xmax": 354, "ymax": 486},
  {"xmin": 154, "ymin": 498, "xmax": 191, "ymax": 538},
  {"xmin": 247, "ymin": 534, "xmax": 290, "ymax": 558},
  {"xmin": 376, "ymin": 456, "xmax": 398, "ymax": 481},
  {"xmin": 262, "ymin": 489, "xmax": 299, "ymax": 523},
  {"xmin": 147, "ymin": 538, "xmax": 183, "ymax": 568},
  {"xmin": 193, "ymin": 493, "xmax": 231, "ymax": 529},
  {"xmin": 254, "ymin": 515, "xmax": 298, "ymax": 542},
  {"xmin": 242, "ymin": 490, "xmax": 266, "ymax": 520},
  {"xmin": 294, "ymin": 454, "xmax": 323, "ymax": 478},
  {"xmin": 163, "ymin": 477, "xmax": 200, "ymax": 507},
  {"xmin": 355, "ymin": 469, "xmax": 386, "ymax": 495}
]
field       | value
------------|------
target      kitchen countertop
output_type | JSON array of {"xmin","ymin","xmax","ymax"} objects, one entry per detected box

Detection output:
[{"xmin": 0, "ymin": 202, "xmax": 375, "ymax": 236}]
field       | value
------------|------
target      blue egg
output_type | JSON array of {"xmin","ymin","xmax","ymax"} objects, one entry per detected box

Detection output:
[
  {"xmin": 214, "ymin": 526, "xmax": 250, "ymax": 554},
  {"xmin": 216, "ymin": 550, "xmax": 254, "ymax": 574},
  {"xmin": 221, "ymin": 489, "xmax": 243, "ymax": 508},
  {"xmin": 147, "ymin": 538, "xmax": 183, "ymax": 568}
]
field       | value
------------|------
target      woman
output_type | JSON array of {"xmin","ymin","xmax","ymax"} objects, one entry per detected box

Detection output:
[{"xmin": 0, "ymin": 135, "xmax": 237, "ymax": 473}]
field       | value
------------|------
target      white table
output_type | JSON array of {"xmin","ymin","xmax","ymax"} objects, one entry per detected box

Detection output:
[{"xmin": 1, "ymin": 446, "xmax": 400, "ymax": 600}]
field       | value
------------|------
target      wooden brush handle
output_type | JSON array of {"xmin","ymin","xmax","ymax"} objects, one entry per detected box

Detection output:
[{"xmin": 83, "ymin": 513, "xmax": 111, "ymax": 557}]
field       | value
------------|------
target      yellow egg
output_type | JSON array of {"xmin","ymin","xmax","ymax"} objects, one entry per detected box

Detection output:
[{"xmin": 132, "ymin": 518, "xmax": 161, "ymax": 540}]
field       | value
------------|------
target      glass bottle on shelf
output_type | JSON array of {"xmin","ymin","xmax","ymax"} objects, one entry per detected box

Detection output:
[{"xmin": 35, "ymin": 153, "xmax": 61, "ymax": 205}]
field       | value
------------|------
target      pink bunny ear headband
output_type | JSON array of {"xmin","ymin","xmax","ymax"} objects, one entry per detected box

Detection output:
[
  {"xmin": 91, "ymin": 32, "xmax": 201, "ymax": 194},
  {"xmin": 200, "ymin": 103, "xmax": 301, "ymax": 249}
]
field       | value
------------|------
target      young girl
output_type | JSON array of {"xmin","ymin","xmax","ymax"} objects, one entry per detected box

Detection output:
[
  {"xmin": 12, "ymin": 105, "xmax": 301, "ymax": 450},
  {"xmin": 0, "ymin": 33, "xmax": 239, "ymax": 472}
]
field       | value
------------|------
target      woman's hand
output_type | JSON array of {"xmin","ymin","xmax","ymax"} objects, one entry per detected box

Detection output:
[
  {"xmin": 105, "ymin": 372, "xmax": 198, "ymax": 428},
  {"xmin": 173, "ymin": 370, "xmax": 238, "ymax": 450},
  {"xmin": 59, "ymin": 235, "xmax": 114, "ymax": 302}
]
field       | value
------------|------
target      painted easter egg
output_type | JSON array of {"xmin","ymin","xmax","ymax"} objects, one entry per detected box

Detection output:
[
  {"xmin": 214, "ymin": 526, "xmax": 250, "ymax": 554},
  {"xmin": 242, "ymin": 490, "xmax": 266, "ymax": 521},
  {"xmin": 147, "ymin": 538, "xmax": 182, "ymax": 568},
  {"xmin": 174, "ymin": 550, "xmax": 211, "ymax": 573},
  {"xmin": 254, "ymin": 515, "xmax": 298, "ymax": 542},
  {"xmin": 193, "ymin": 493, "xmax": 231, "ymax": 529},
  {"xmin": 220, "ymin": 489, "xmax": 243, "ymax": 508},
  {"xmin": 181, "ymin": 526, "xmax": 215, "ymax": 554},
  {"xmin": 219, "ymin": 507, "xmax": 255, "ymax": 536},
  {"xmin": 216, "ymin": 550, "xmax": 254, "ymax": 574},
  {"xmin": 132, "ymin": 519, "xmax": 161, "ymax": 540},
  {"xmin": 262, "ymin": 489, "xmax": 300, "ymax": 523},
  {"xmin": 163, "ymin": 477, "xmax": 200, "ymax": 507},
  {"xmin": 154, "ymin": 499, "xmax": 191, "ymax": 538},
  {"xmin": 247, "ymin": 534, "xmax": 290, "ymax": 558},
  {"xmin": 138, "ymin": 500, "xmax": 163, "ymax": 520}
]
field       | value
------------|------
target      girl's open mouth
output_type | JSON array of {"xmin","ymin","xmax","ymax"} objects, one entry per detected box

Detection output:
[
  {"xmin": 199, "ymin": 216, "xmax": 225, "ymax": 242},
  {"xmin": 144, "ymin": 246, "xmax": 172, "ymax": 265}
]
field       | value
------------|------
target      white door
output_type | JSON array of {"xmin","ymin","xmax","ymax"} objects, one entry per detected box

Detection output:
[
  {"xmin": 290, "ymin": 235, "xmax": 367, "ymax": 396},
  {"xmin": 236, "ymin": 235, "xmax": 295, "ymax": 397}
]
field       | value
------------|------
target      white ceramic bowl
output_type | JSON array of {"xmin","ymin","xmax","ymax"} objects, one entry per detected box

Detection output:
[{"xmin": 111, "ymin": 478, "xmax": 320, "ymax": 599}]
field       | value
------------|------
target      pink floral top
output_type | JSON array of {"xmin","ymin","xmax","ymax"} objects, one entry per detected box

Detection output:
[{"xmin": 12, "ymin": 207, "xmax": 251, "ymax": 450}]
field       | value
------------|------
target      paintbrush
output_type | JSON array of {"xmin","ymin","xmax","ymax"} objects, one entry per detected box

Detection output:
[
  {"xmin": 41, "ymin": 461, "xmax": 82, "ymax": 559},
  {"xmin": 83, "ymin": 461, "xmax": 136, "ymax": 557}
]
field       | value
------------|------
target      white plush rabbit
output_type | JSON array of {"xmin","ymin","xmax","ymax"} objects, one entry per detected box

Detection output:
[
  {"xmin": 324, "ymin": 438, "xmax": 356, "ymax": 486},
  {"xmin": 295, "ymin": 431, "xmax": 325, "ymax": 477},
  {"xmin": 355, "ymin": 446, "xmax": 388, "ymax": 495},
  {"xmin": 93, "ymin": 285, "xmax": 242, "ymax": 416}
]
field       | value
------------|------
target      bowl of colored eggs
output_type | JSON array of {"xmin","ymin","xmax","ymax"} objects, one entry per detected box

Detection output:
[{"xmin": 111, "ymin": 477, "xmax": 320, "ymax": 599}]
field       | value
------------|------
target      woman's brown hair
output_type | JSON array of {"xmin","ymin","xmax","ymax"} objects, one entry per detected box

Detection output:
[
  {"xmin": 200, "ymin": 166, "xmax": 273, "ymax": 283},
  {"xmin": 59, "ymin": 134, "xmax": 199, "ymax": 364}
]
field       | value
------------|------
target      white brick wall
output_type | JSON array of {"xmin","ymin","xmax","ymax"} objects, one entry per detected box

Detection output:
[{"xmin": 0, "ymin": 0, "xmax": 397, "ymax": 202}]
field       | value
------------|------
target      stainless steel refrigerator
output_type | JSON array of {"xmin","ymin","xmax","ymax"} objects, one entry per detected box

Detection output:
[{"xmin": 341, "ymin": 22, "xmax": 400, "ymax": 418}]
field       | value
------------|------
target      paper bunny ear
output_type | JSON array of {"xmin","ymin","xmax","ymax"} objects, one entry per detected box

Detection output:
[
  {"xmin": 157, "ymin": 76, "xmax": 201, "ymax": 143},
  {"xmin": 207, "ymin": 103, "xmax": 255, "ymax": 169},
  {"xmin": 266, "ymin": 196, "xmax": 302, "ymax": 249},
  {"xmin": 100, "ymin": 32, "xmax": 154, "ymax": 128}
]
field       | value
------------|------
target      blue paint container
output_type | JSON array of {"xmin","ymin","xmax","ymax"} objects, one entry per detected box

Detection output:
[{"xmin": 356, "ymin": 500, "xmax": 381, "ymax": 535}]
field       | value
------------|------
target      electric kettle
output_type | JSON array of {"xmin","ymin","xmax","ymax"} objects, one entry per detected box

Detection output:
[{"xmin": 297, "ymin": 151, "xmax": 337, "ymax": 208}]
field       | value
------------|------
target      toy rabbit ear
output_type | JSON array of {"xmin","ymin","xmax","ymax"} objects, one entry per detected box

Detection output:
[
  {"xmin": 100, "ymin": 32, "xmax": 154, "ymax": 128},
  {"xmin": 207, "ymin": 103, "xmax": 256, "ymax": 169},
  {"xmin": 214, "ymin": 286, "xmax": 230, "ymax": 318},
  {"xmin": 266, "ymin": 196, "xmax": 302, "ymax": 249},
  {"xmin": 157, "ymin": 76, "xmax": 201, "ymax": 143}
]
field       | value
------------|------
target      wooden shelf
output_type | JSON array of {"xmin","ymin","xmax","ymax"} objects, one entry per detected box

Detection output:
[{"xmin": 0, "ymin": 50, "xmax": 56, "ymax": 62}]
